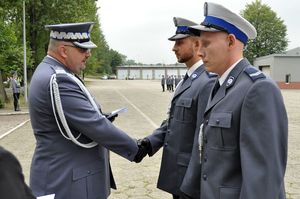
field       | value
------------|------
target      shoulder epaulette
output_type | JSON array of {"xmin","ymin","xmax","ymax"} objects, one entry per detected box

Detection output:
[{"xmin": 244, "ymin": 67, "xmax": 266, "ymax": 81}]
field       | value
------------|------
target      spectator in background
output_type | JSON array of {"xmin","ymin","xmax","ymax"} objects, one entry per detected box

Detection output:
[
  {"xmin": 161, "ymin": 75, "xmax": 166, "ymax": 92},
  {"xmin": 175, "ymin": 75, "xmax": 181, "ymax": 88},
  {"xmin": 11, "ymin": 72, "xmax": 21, "ymax": 111}
]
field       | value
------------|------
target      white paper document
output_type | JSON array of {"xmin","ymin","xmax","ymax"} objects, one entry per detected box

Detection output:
[
  {"xmin": 37, "ymin": 194, "xmax": 55, "ymax": 199},
  {"xmin": 107, "ymin": 107, "xmax": 128, "ymax": 119}
]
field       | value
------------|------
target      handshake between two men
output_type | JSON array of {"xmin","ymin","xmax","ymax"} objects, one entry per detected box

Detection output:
[
  {"xmin": 133, "ymin": 138, "xmax": 152, "ymax": 163},
  {"xmin": 104, "ymin": 111, "xmax": 151, "ymax": 163}
]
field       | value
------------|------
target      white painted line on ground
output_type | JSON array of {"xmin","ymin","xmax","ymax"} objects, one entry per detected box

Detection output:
[
  {"xmin": 0, "ymin": 111, "xmax": 29, "ymax": 116},
  {"xmin": 0, "ymin": 119, "xmax": 30, "ymax": 140},
  {"xmin": 115, "ymin": 89, "xmax": 159, "ymax": 128}
]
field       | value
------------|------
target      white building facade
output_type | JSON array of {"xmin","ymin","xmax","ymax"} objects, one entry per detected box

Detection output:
[{"xmin": 116, "ymin": 64, "xmax": 187, "ymax": 80}]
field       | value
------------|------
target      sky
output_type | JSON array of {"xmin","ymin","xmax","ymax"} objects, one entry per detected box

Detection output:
[{"xmin": 97, "ymin": 0, "xmax": 300, "ymax": 64}]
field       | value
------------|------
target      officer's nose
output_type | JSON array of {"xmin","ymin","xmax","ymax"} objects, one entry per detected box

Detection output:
[
  {"xmin": 198, "ymin": 47, "xmax": 205, "ymax": 58},
  {"xmin": 172, "ymin": 43, "xmax": 177, "ymax": 52},
  {"xmin": 85, "ymin": 49, "xmax": 91, "ymax": 57}
]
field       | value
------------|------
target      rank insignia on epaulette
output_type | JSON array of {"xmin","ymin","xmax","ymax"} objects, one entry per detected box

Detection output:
[{"xmin": 244, "ymin": 67, "xmax": 266, "ymax": 81}]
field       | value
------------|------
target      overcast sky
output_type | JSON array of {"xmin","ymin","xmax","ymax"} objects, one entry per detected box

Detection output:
[{"xmin": 97, "ymin": 0, "xmax": 300, "ymax": 64}]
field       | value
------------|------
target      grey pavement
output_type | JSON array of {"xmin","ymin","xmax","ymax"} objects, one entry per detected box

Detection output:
[{"xmin": 0, "ymin": 79, "xmax": 299, "ymax": 199}]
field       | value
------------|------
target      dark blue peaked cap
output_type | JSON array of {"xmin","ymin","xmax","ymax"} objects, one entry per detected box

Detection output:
[{"xmin": 45, "ymin": 22, "xmax": 97, "ymax": 49}]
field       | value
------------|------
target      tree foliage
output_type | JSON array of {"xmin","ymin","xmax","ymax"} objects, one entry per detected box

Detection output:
[
  {"xmin": 0, "ymin": 1, "xmax": 31, "ymax": 77},
  {"xmin": 241, "ymin": 0, "xmax": 288, "ymax": 63},
  {"xmin": 0, "ymin": 0, "xmax": 129, "ymax": 104},
  {"xmin": 0, "ymin": 0, "xmax": 126, "ymax": 78}
]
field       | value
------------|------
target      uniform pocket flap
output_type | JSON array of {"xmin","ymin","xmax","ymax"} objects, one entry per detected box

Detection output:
[
  {"xmin": 176, "ymin": 98, "xmax": 192, "ymax": 108},
  {"xmin": 177, "ymin": 152, "xmax": 190, "ymax": 166},
  {"xmin": 208, "ymin": 112, "xmax": 232, "ymax": 128},
  {"xmin": 73, "ymin": 161, "xmax": 102, "ymax": 181},
  {"xmin": 220, "ymin": 187, "xmax": 240, "ymax": 199}
]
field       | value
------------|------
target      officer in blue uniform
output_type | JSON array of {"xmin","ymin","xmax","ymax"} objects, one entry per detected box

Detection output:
[
  {"xmin": 189, "ymin": 2, "xmax": 288, "ymax": 199},
  {"xmin": 138, "ymin": 17, "xmax": 216, "ymax": 199},
  {"xmin": 28, "ymin": 22, "xmax": 145, "ymax": 199},
  {"xmin": 161, "ymin": 75, "xmax": 166, "ymax": 92},
  {"xmin": 11, "ymin": 72, "xmax": 21, "ymax": 111}
]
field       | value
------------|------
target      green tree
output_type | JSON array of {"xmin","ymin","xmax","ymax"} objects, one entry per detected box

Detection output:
[
  {"xmin": 26, "ymin": 0, "xmax": 106, "ymax": 71},
  {"xmin": 0, "ymin": 15, "xmax": 28, "ymax": 102},
  {"xmin": 124, "ymin": 59, "xmax": 138, "ymax": 65},
  {"xmin": 0, "ymin": 1, "xmax": 33, "ymax": 75},
  {"xmin": 241, "ymin": 0, "xmax": 288, "ymax": 64},
  {"xmin": 109, "ymin": 49, "xmax": 125, "ymax": 74},
  {"xmin": 0, "ymin": 0, "xmax": 126, "ymax": 104}
]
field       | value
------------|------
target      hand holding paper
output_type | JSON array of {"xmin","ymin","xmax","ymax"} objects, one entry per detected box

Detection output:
[{"xmin": 107, "ymin": 107, "xmax": 128, "ymax": 119}]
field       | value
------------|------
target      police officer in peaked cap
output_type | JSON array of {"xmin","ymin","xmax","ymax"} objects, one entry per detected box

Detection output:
[
  {"xmin": 189, "ymin": 2, "xmax": 288, "ymax": 199},
  {"xmin": 28, "ymin": 22, "xmax": 147, "ymax": 199},
  {"xmin": 137, "ymin": 17, "xmax": 216, "ymax": 199}
]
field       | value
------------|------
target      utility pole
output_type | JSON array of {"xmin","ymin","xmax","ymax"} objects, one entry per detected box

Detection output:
[{"xmin": 23, "ymin": 0, "xmax": 27, "ymax": 102}]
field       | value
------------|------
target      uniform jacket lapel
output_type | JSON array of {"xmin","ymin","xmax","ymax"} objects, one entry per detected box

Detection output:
[
  {"xmin": 205, "ymin": 59, "xmax": 250, "ymax": 113},
  {"xmin": 172, "ymin": 65, "xmax": 205, "ymax": 100}
]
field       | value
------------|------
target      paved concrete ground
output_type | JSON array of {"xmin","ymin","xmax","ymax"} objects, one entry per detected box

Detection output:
[{"xmin": 0, "ymin": 79, "xmax": 299, "ymax": 199}]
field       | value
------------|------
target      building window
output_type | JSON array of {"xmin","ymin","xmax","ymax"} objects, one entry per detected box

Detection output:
[{"xmin": 285, "ymin": 74, "xmax": 291, "ymax": 84}]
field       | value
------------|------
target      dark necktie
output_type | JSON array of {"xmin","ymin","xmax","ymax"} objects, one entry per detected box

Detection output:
[
  {"xmin": 211, "ymin": 81, "xmax": 220, "ymax": 99},
  {"xmin": 181, "ymin": 73, "xmax": 189, "ymax": 85}
]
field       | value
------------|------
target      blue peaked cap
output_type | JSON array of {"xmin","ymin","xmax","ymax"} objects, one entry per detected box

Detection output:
[
  {"xmin": 189, "ymin": 2, "xmax": 257, "ymax": 44},
  {"xmin": 168, "ymin": 17, "xmax": 200, "ymax": 41}
]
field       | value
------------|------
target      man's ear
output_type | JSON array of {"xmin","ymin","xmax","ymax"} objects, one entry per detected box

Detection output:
[
  {"xmin": 192, "ymin": 37, "xmax": 201, "ymax": 53},
  {"xmin": 228, "ymin": 34, "xmax": 236, "ymax": 47},
  {"xmin": 58, "ymin": 45, "xmax": 68, "ymax": 58}
]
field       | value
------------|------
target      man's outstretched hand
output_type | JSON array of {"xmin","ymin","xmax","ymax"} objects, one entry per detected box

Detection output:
[{"xmin": 133, "ymin": 138, "xmax": 152, "ymax": 163}]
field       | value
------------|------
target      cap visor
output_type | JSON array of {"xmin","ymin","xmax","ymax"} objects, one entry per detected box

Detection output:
[
  {"xmin": 168, "ymin": 34, "xmax": 189, "ymax": 41},
  {"xmin": 73, "ymin": 41, "xmax": 97, "ymax": 49},
  {"xmin": 189, "ymin": 24, "xmax": 220, "ymax": 32}
]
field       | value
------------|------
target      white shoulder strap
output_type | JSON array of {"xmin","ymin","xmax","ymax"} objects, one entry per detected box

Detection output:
[{"xmin": 50, "ymin": 69, "xmax": 98, "ymax": 148}]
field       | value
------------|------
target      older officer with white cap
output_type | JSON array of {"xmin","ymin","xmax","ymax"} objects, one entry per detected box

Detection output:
[
  {"xmin": 138, "ymin": 17, "xmax": 216, "ymax": 199},
  {"xmin": 28, "ymin": 22, "xmax": 146, "ymax": 199},
  {"xmin": 189, "ymin": 2, "xmax": 288, "ymax": 199}
]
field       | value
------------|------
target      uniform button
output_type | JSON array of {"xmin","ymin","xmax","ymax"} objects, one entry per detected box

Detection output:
[
  {"xmin": 203, "ymin": 174, "xmax": 207, "ymax": 181},
  {"xmin": 216, "ymin": 120, "xmax": 220, "ymax": 124},
  {"xmin": 167, "ymin": 130, "xmax": 170, "ymax": 134},
  {"xmin": 205, "ymin": 119, "xmax": 208, "ymax": 124},
  {"xmin": 204, "ymin": 156, "xmax": 207, "ymax": 162},
  {"xmin": 87, "ymin": 171, "xmax": 91, "ymax": 174},
  {"xmin": 164, "ymin": 143, "xmax": 168, "ymax": 147}
]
